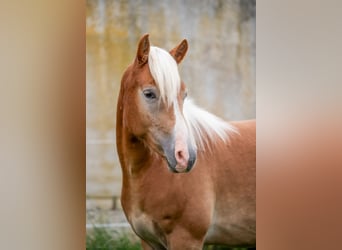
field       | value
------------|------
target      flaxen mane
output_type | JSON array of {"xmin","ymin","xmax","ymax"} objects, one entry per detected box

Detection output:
[{"xmin": 148, "ymin": 46, "xmax": 238, "ymax": 151}]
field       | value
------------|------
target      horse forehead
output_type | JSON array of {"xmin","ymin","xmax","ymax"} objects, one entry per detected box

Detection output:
[
  {"xmin": 133, "ymin": 64, "xmax": 155, "ymax": 87},
  {"xmin": 128, "ymin": 62, "xmax": 185, "ymax": 103}
]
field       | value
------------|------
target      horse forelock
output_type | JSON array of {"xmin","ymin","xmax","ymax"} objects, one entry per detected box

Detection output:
[{"xmin": 148, "ymin": 46, "xmax": 180, "ymax": 107}]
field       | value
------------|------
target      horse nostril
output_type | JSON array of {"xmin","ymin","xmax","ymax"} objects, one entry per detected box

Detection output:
[
  {"xmin": 177, "ymin": 150, "xmax": 183, "ymax": 160},
  {"xmin": 175, "ymin": 149, "xmax": 189, "ymax": 167}
]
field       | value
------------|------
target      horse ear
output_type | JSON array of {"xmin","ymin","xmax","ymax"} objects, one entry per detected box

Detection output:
[
  {"xmin": 170, "ymin": 39, "xmax": 188, "ymax": 64},
  {"xmin": 136, "ymin": 34, "xmax": 150, "ymax": 66}
]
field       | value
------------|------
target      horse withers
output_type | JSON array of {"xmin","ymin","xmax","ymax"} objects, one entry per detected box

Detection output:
[{"xmin": 116, "ymin": 34, "xmax": 256, "ymax": 249}]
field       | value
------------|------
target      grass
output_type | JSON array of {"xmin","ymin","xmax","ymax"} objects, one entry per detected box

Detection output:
[
  {"xmin": 86, "ymin": 226, "xmax": 141, "ymax": 250},
  {"xmin": 86, "ymin": 225, "xmax": 250, "ymax": 250}
]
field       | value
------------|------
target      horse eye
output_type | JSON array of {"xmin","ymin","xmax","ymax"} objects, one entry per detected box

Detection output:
[{"xmin": 143, "ymin": 90, "xmax": 157, "ymax": 100}]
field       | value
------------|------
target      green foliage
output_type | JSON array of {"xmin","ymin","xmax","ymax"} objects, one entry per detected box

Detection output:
[
  {"xmin": 86, "ymin": 226, "xmax": 141, "ymax": 250},
  {"xmin": 86, "ymin": 225, "xmax": 251, "ymax": 250}
]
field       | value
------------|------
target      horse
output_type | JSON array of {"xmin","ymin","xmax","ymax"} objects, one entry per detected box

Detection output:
[{"xmin": 116, "ymin": 34, "xmax": 255, "ymax": 249}]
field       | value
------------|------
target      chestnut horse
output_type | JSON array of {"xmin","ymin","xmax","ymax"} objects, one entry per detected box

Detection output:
[{"xmin": 116, "ymin": 34, "xmax": 255, "ymax": 249}]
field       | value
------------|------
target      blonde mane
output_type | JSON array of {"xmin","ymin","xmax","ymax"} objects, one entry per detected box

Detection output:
[{"xmin": 148, "ymin": 46, "xmax": 238, "ymax": 150}]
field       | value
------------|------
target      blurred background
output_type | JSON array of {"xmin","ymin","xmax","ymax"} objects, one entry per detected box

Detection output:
[
  {"xmin": 3, "ymin": 1, "xmax": 342, "ymax": 249},
  {"xmin": 86, "ymin": 0, "xmax": 255, "ymax": 247}
]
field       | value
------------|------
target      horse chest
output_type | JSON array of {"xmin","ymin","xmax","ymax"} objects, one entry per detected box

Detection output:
[
  {"xmin": 123, "ymin": 181, "xmax": 182, "ymax": 247},
  {"xmin": 128, "ymin": 209, "xmax": 168, "ymax": 248},
  {"xmin": 130, "ymin": 211, "xmax": 154, "ymax": 238}
]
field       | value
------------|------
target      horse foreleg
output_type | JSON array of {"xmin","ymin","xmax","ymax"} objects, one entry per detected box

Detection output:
[
  {"xmin": 167, "ymin": 228, "xmax": 205, "ymax": 250},
  {"xmin": 141, "ymin": 239, "xmax": 166, "ymax": 250},
  {"xmin": 141, "ymin": 239, "xmax": 153, "ymax": 250}
]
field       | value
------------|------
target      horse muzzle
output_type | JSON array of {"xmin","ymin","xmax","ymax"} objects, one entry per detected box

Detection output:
[
  {"xmin": 165, "ymin": 146, "xmax": 197, "ymax": 173},
  {"xmin": 158, "ymin": 132, "xmax": 197, "ymax": 173}
]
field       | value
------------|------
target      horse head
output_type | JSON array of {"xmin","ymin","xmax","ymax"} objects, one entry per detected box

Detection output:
[{"xmin": 121, "ymin": 34, "xmax": 196, "ymax": 173}]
